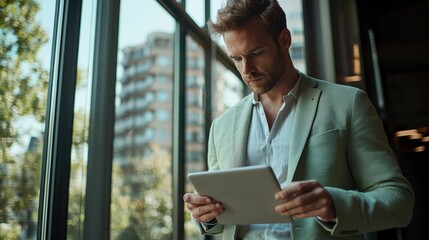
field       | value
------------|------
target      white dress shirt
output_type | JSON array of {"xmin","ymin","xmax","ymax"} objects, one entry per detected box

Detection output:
[{"xmin": 238, "ymin": 76, "xmax": 301, "ymax": 239}]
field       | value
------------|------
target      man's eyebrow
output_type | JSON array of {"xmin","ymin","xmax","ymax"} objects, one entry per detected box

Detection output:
[
  {"xmin": 229, "ymin": 47, "xmax": 267, "ymax": 59},
  {"xmin": 248, "ymin": 46, "xmax": 267, "ymax": 53}
]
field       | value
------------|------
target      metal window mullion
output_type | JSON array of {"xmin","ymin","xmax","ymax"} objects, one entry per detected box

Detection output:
[
  {"xmin": 203, "ymin": 4, "xmax": 214, "ymax": 240},
  {"xmin": 83, "ymin": 0, "xmax": 120, "ymax": 239},
  {"xmin": 204, "ymin": 0, "xmax": 213, "ymax": 172},
  {"xmin": 38, "ymin": 0, "xmax": 83, "ymax": 239},
  {"xmin": 172, "ymin": 20, "xmax": 187, "ymax": 240}
]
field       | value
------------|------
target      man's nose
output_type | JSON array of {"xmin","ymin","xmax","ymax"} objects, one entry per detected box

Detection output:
[{"xmin": 241, "ymin": 58, "xmax": 255, "ymax": 76}]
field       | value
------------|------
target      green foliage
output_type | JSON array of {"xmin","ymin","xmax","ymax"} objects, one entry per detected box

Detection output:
[
  {"xmin": 111, "ymin": 145, "xmax": 173, "ymax": 240},
  {"xmin": 0, "ymin": 0, "xmax": 48, "ymax": 238},
  {"xmin": 66, "ymin": 105, "xmax": 90, "ymax": 239},
  {"xmin": 66, "ymin": 172, "xmax": 85, "ymax": 240},
  {"xmin": 0, "ymin": 0, "xmax": 48, "ymax": 163},
  {"xmin": 1, "ymin": 139, "xmax": 42, "ymax": 238},
  {"xmin": 0, "ymin": 223, "xmax": 20, "ymax": 240}
]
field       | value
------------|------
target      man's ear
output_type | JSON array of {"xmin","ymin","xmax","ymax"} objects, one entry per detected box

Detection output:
[{"xmin": 278, "ymin": 28, "xmax": 292, "ymax": 49}]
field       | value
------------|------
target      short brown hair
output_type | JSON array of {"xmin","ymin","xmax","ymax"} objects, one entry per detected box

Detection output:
[{"xmin": 207, "ymin": 0, "xmax": 287, "ymax": 39}]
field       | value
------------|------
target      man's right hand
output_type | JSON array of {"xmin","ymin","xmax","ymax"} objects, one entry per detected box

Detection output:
[{"xmin": 183, "ymin": 193, "xmax": 224, "ymax": 223}]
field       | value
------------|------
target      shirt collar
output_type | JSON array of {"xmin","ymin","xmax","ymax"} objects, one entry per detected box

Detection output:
[{"xmin": 251, "ymin": 70, "xmax": 302, "ymax": 104}]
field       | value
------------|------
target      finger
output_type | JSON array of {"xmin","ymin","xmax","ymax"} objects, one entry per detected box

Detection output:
[
  {"xmin": 275, "ymin": 180, "xmax": 320, "ymax": 200},
  {"xmin": 276, "ymin": 196, "xmax": 326, "ymax": 216},
  {"xmin": 289, "ymin": 208, "xmax": 324, "ymax": 220},
  {"xmin": 183, "ymin": 193, "xmax": 212, "ymax": 205},
  {"xmin": 275, "ymin": 189, "xmax": 322, "ymax": 215},
  {"xmin": 275, "ymin": 188, "xmax": 336, "ymax": 220},
  {"xmin": 275, "ymin": 196, "xmax": 317, "ymax": 215},
  {"xmin": 188, "ymin": 202, "xmax": 223, "ymax": 216},
  {"xmin": 286, "ymin": 201, "xmax": 335, "ymax": 220},
  {"xmin": 195, "ymin": 209, "xmax": 222, "ymax": 223},
  {"xmin": 192, "ymin": 203, "xmax": 224, "ymax": 222}
]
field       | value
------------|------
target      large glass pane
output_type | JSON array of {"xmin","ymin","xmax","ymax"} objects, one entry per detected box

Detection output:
[
  {"xmin": 184, "ymin": 36, "xmax": 205, "ymax": 239},
  {"xmin": 0, "ymin": 0, "xmax": 55, "ymax": 238},
  {"xmin": 112, "ymin": 1, "xmax": 175, "ymax": 239},
  {"xmin": 210, "ymin": 0, "xmax": 228, "ymax": 47},
  {"xmin": 279, "ymin": 0, "xmax": 306, "ymax": 73},
  {"xmin": 212, "ymin": 62, "xmax": 243, "ymax": 119},
  {"xmin": 185, "ymin": 1, "xmax": 205, "ymax": 27},
  {"xmin": 66, "ymin": 0, "xmax": 96, "ymax": 239}
]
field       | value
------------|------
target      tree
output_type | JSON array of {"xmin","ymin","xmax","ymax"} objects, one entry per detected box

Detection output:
[
  {"xmin": 0, "ymin": 0, "xmax": 48, "ymax": 161},
  {"xmin": 111, "ymin": 145, "xmax": 173, "ymax": 240},
  {"xmin": 10, "ymin": 137, "xmax": 42, "ymax": 238},
  {"xmin": 0, "ymin": 0, "xmax": 48, "ymax": 238}
]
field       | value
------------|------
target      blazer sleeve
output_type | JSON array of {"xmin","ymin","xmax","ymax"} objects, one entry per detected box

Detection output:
[
  {"xmin": 191, "ymin": 118, "xmax": 226, "ymax": 236},
  {"xmin": 207, "ymin": 118, "xmax": 220, "ymax": 171},
  {"xmin": 325, "ymin": 90, "xmax": 414, "ymax": 237}
]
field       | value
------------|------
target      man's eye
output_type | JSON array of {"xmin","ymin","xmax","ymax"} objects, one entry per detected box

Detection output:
[
  {"xmin": 251, "ymin": 50, "xmax": 263, "ymax": 56},
  {"xmin": 232, "ymin": 57, "xmax": 242, "ymax": 62}
]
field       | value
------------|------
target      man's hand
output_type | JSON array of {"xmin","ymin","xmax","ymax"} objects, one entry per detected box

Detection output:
[
  {"xmin": 183, "ymin": 193, "xmax": 224, "ymax": 223},
  {"xmin": 274, "ymin": 180, "xmax": 336, "ymax": 221}
]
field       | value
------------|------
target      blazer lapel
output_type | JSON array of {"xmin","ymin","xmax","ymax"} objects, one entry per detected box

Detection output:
[
  {"xmin": 287, "ymin": 76, "xmax": 321, "ymax": 183},
  {"xmin": 229, "ymin": 95, "xmax": 253, "ymax": 168}
]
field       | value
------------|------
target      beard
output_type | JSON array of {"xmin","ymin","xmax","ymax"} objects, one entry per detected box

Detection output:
[
  {"xmin": 244, "ymin": 74, "xmax": 277, "ymax": 95},
  {"xmin": 244, "ymin": 53, "xmax": 286, "ymax": 95}
]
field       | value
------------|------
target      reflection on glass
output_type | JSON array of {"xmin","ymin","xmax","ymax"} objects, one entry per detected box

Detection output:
[
  {"xmin": 0, "ymin": 0, "xmax": 54, "ymax": 239},
  {"xmin": 67, "ymin": 0, "xmax": 96, "ymax": 238},
  {"xmin": 112, "ymin": 1, "xmax": 174, "ymax": 239}
]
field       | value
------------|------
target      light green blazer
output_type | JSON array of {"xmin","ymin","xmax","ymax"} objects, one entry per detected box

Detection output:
[{"xmin": 200, "ymin": 74, "xmax": 414, "ymax": 240}]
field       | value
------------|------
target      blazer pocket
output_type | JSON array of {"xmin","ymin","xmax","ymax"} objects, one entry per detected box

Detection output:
[
  {"xmin": 300, "ymin": 129, "xmax": 351, "ymax": 186},
  {"xmin": 309, "ymin": 128, "xmax": 346, "ymax": 140}
]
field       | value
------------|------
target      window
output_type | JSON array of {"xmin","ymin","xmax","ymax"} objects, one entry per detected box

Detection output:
[
  {"xmin": 156, "ymin": 55, "xmax": 170, "ymax": 67},
  {"xmin": 157, "ymin": 91, "xmax": 169, "ymax": 102},
  {"xmin": 280, "ymin": 0, "xmax": 306, "ymax": 73},
  {"xmin": 185, "ymin": 0, "xmax": 205, "ymax": 27},
  {"xmin": 113, "ymin": 1, "xmax": 175, "ymax": 239},
  {"xmin": 184, "ymin": 37, "xmax": 206, "ymax": 238},
  {"xmin": 67, "ymin": 0, "xmax": 97, "ymax": 237},
  {"xmin": 157, "ymin": 74, "xmax": 169, "ymax": 84},
  {"xmin": 156, "ymin": 110, "xmax": 170, "ymax": 122},
  {"xmin": 212, "ymin": 61, "xmax": 244, "ymax": 118},
  {"xmin": 0, "ymin": 0, "xmax": 55, "ymax": 239}
]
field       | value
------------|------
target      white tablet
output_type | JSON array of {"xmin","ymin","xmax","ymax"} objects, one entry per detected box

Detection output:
[{"xmin": 188, "ymin": 165, "xmax": 293, "ymax": 225}]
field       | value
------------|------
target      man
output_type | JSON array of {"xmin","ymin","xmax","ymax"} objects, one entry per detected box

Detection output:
[{"xmin": 183, "ymin": 0, "xmax": 414, "ymax": 239}]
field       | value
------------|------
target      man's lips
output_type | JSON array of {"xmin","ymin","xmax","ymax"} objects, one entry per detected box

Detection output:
[{"xmin": 246, "ymin": 77, "xmax": 263, "ymax": 83}]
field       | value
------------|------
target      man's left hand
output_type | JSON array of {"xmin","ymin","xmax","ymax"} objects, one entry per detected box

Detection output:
[{"xmin": 274, "ymin": 180, "xmax": 336, "ymax": 221}]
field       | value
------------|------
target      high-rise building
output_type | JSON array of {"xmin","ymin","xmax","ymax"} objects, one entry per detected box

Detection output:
[
  {"xmin": 114, "ymin": 32, "xmax": 239, "ymax": 176},
  {"xmin": 115, "ymin": 32, "xmax": 174, "ymax": 168}
]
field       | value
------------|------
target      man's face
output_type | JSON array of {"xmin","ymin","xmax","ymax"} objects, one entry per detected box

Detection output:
[{"xmin": 223, "ymin": 18, "xmax": 288, "ymax": 95}]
